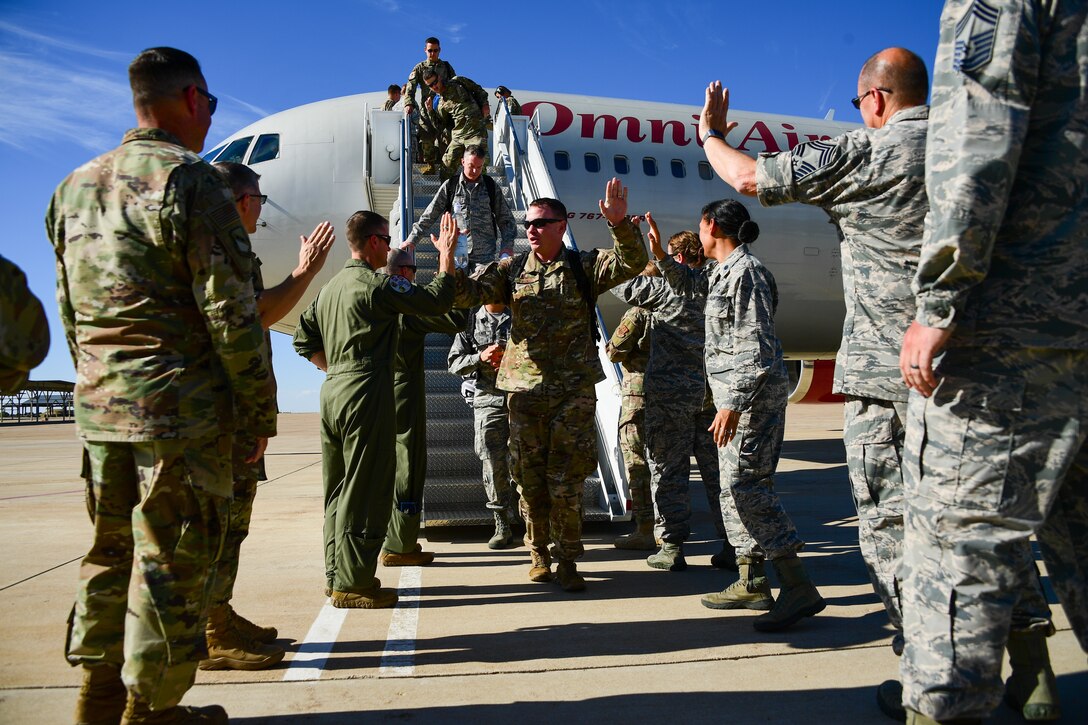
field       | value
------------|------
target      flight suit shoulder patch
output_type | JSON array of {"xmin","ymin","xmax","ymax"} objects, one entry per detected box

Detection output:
[{"xmin": 389, "ymin": 275, "xmax": 414, "ymax": 294}]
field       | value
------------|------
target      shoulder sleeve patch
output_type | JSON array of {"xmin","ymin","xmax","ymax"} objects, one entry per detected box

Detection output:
[
  {"xmin": 954, "ymin": 0, "xmax": 1000, "ymax": 74},
  {"xmin": 791, "ymin": 140, "xmax": 841, "ymax": 181},
  {"xmin": 389, "ymin": 274, "xmax": 414, "ymax": 294}
]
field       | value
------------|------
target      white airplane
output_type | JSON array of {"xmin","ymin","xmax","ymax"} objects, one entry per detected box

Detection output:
[{"xmin": 203, "ymin": 89, "xmax": 852, "ymax": 522}]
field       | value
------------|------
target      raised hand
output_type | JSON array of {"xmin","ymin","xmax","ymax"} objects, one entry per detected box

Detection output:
[{"xmin": 599, "ymin": 177, "xmax": 629, "ymax": 226}]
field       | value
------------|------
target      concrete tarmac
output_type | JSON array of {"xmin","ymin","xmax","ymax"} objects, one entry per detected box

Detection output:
[{"xmin": 1, "ymin": 406, "xmax": 1084, "ymax": 723}]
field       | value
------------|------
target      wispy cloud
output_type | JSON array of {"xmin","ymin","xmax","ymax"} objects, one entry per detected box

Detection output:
[{"xmin": 0, "ymin": 20, "xmax": 132, "ymax": 61}]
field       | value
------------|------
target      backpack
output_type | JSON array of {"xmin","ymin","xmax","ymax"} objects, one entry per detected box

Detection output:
[
  {"xmin": 509, "ymin": 248, "xmax": 601, "ymax": 343},
  {"xmin": 442, "ymin": 174, "xmax": 500, "ymax": 239},
  {"xmin": 449, "ymin": 75, "xmax": 489, "ymax": 113}
]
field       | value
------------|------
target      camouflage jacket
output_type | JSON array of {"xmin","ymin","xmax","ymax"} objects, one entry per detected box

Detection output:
[
  {"xmin": 499, "ymin": 95, "xmax": 522, "ymax": 117},
  {"xmin": 917, "ymin": 0, "xmax": 1087, "ymax": 351},
  {"xmin": 606, "ymin": 305, "xmax": 651, "ymax": 397},
  {"xmin": 405, "ymin": 58, "xmax": 455, "ymax": 109},
  {"xmin": 293, "ymin": 260, "xmax": 454, "ymax": 377},
  {"xmin": 382, "ymin": 98, "xmax": 400, "ymax": 111},
  {"xmin": 756, "ymin": 106, "xmax": 929, "ymax": 402},
  {"xmin": 436, "ymin": 77, "xmax": 488, "ymax": 141},
  {"xmin": 448, "ymin": 306, "xmax": 512, "ymax": 407},
  {"xmin": 453, "ymin": 219, "xmax": 649, "ymax": 393},
  {"xmin": 45, "ymin": 127, "xmax": 276, "ymax": 442},
  {"xmin": 406, "ymin": 173, "xmax": 518, "ymax": 260},
  {"xmin": 0, "ymin": 254, "xmax": 49, "ymax": 394},
  {"xmin": 611, "ymin": 271, "xmax": 706, "ymax": 402},
  {"xmin": 660, "ymin": 249, "xmax": 785, "ymax": 412}
]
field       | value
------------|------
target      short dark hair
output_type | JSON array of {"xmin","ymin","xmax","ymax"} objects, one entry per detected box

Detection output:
[
  {"xmin": 422, "ymin": 69, "xmax": 438, "ymax": 83},
  {"xmin": 213, "ymin": 161, "xmax": 260, "ymax": 196},
  {"xmin": 859, "ymin": 47, "xmax": 929, "ymax": 106},
  {"xmin": 346, "ymin": 210, "xmax": 388, "ymax": 253},
  {"xmin": 701, "ymin": 199, "xmax": 760, "ymax": 245},
  {"xmin": 463, "ymin": 144, "xmax": 487, "ymax": 159},
  {"xmin": 388, "ymin": 84, "xmax": 401, "ymax": 94},
  {"xmin": 425, "ymin": 37, "xmax": 440, "ymax": 46},
  {"xmin": 529, "ymin": 197, "xmax": 567, "ymax": 219},
  {"xmin": 129, "ymin": 47, "xmax": 204, "ymax": 109}
]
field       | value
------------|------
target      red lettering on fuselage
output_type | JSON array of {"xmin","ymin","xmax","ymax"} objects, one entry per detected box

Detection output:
[{"xmin": 521, "ymin": 100, "xmax": 833, "ymax": 151}]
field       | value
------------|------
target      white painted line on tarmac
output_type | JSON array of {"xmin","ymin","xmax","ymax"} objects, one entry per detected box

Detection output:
[
  {"xmin": 282, "ymin": 599, "xmax": 348, "ymax": 681},
  {"xmin": 378, "ymin": 566, "xmax": 422, "ymax": 677}
]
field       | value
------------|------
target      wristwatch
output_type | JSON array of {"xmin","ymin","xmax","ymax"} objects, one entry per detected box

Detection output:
[{"xmin": 701, "ymin": 129, "xmax": 725, "ymax": 144}]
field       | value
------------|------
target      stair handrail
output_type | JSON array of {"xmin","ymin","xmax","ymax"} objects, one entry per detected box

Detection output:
[{"xmin": 397, "ymin": 115, "xmax": 415, "ymax": 244}]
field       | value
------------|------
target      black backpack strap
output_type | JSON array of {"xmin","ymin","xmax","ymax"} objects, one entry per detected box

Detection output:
[
  {"xmin": 565, "ymin": 248, "xmax": 600, "ymax": 343},
  {"xmin": 483, "ymin": 175, "xmax": 498, "ymax": 239}
]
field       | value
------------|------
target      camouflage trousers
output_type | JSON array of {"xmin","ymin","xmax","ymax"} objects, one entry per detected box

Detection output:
[
  {"xmin": 68, "ymin": 434, "xmax": 229, "ymax": 710},
  {"xmin": 645, "ymin": 389, "xmax": 703, "ymax": 543},
  {"xmin": 441, "ymin": 131, "xmax": 488, "ymax": 178},
  {"xmin": 474, "ymin": 402, "xmax": 515, "ymax": 513},
  {"xmin": 509, "ymin": 384, "xmax": 597, "ymax": 561},
  {"xmin": 618, "ymin": 393, "xmax": 652, "ymax": 524},
  {"xmin": 708, "ymin": 371, "xmax": 804, "ymax": 560},
  {"xmin": 207, "ymin": 433, "xmax": 260, "ymax": 608},
  {"xmin": 693, "ymin": 404, "xmax": 728, "ymax": 539},
  {"xmin": 900, "ymin": 346, "xmax": 1088, "ymax": 721},
  {"xmin": 386, "ymin": 375, "xmax": 427, "ymax": 554},
  {"xmin": 843, "ymin": 396, "xmax": 907, "ymax": 631}
]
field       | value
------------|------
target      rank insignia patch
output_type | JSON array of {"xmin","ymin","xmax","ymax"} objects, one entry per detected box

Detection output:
[
  {"xmin": 791, "ymin": 140, "xmax": 840, "ymax": 181},
  {"xmin": 954, "ymin": 0, "xmax": 1000, "ymax": 74}
]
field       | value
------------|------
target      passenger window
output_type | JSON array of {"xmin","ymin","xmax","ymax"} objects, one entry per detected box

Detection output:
[
  {"xmin": 643, "ymin": 157, "xmax": 658, "ymax": 176},
  {"xmin": 614, "ymin": 155, "xmax": 629, "ymax": 175},
  {"xmin": 584, "ymin": 153, "xmax": 600, "ymax": 173},
  {"xmin": 202, "ymin": 143, "xmax": 226, "ymax": 161},
  {"xmin": 216, "ymin": 137, "xmax": 254, "ymax": 164},
  {"xmin": 671, "ymin": 159, "xmax": 686, "ymax": 178},
  {"xmin": 698, "ymin": 161, "xmax": 713, "ymax": 181},
  {"xmin": 249, "ymin": 134, "xmax": 280, "ymax": 164},
  {"xmin": 554, "ymin": 151, "xmax": 571, "ymax": 171}
]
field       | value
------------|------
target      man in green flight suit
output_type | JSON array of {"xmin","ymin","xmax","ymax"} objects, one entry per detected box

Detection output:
[
  {"xmin": 293, "ymin": 211, "xmax": 457, "ymax": 608},
  {"xmin": 381, "ymin": 248, "xmax": 468, "ymax": 566},
  {"xmin": 453, "ymin": 178, "xmax": 648, "ymax": 592}
]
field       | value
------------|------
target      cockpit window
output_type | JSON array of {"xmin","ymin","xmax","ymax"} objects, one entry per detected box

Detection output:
[
  {"xmin": 215, "ymin": 136, "xmax": 254, "ymax": 164},
  {"xmin": 202, "ymin": 144, "xmax": 226, "ymax": 161},
  {"xmin": 249, "ymin": 134, "xmax": 280, "ymax": 164}
]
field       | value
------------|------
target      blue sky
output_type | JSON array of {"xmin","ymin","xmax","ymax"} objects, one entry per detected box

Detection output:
[{"xmin": 0, "ymin": 0, "xmax": 944, "ymax": 412}]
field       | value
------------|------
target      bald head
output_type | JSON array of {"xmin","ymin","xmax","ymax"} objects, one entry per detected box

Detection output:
[{"xmin": 858, "ymin": 47, "xmax": 929, "ymax": 108}]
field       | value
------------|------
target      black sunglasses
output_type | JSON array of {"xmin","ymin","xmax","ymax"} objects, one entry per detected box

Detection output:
[
  {"xmin": 521, "ymin": 218, "xmax": 564, "ymax": 230},
  {"xmin": 401, "ymin": 265, "xmax": 418, "ymax": 273},
  {"xmin": 195, "ymin": 86, "xmax": 218, "ymax": 115},
  {"xmin": 372, "ymin": 233, "xmax": 392, "ymax": 245},
  {"xmin": 236, "ymin": 193, "xmax": 267, "ymax": 205},
  {"xmin": 851, "ymin": 87, "xmax": 891, "ymax": 110}
]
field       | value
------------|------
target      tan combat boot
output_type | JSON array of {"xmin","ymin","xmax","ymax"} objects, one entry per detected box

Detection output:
[
  {"xmin": 528, "ymin": 549, "xmax": 552, "ymax": 582},
  {"xmin": 330, "ymin": 586, "xmax": 399, "ymax": 609},
  {"xmin": 555, "ymin": 559, "xmax": 586, "ymax": 592},
  {"xmin": 200, "ymin": 605, "xmax": 285, "ymax": 671},
  {"xmin": 120, "ymin": 693, "xmax": 228, "ymax": 724},
  {"xmin": 1005, "ymin": 629, "xmax": 1061, "ymax": 721},
  {"xmin": 647, "ymin": 542, "xmax": 687, "ymax": 571},
  {"xmin": 74, "ymin": 662, "xmax": 126, "ymax": 725},
  {"xmin": 228, "ymin": 604, "xmax": 277, "ymax": 644},
  {"xmin": 613, "ymin": 519, "xmax": 656, "ymax": 550},
  {"xmin": 753, "ymin": 555, "xmax": 825, "ymax": 632},
  {"xmin": 701, "ymin": 555, "xmax": 774, "ymax": 610},
  {"xmin": 381, "ymin": 543, "xmax": 435, "ymax": 566}
]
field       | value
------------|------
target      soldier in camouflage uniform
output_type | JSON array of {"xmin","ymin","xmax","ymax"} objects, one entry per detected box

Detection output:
[
  {"xmin": 660, "ymin": 200, "xmax": 824, "ymax": 632},
  {"xmin": 47, "ymin": 47, "xmax": 275, "ymax": 723},
  {"xmin": 894, "ymin": 2, "xmax": 1088, "ymax": 722},
  {"xmin": 453, "ymin": 178, "xmax": 648, "ymax": 592},
  {"xmin": 404, "ymin": 145, "xmax": 517, "ymax": 267},
  {"xmin": 495, "ymin": 86, "xmax": 522, "ymax": 117},
  {"xmin": 0, "ymin": 254, "xmax": 49, "ymax": 394},
  {"xmin": 612, "ymin": 225, "xmax": 709, "ymax": 572},
  {"xmin": 294, "ymin": 211, "xmax": 456, "ymax": 609},
  {"xmin": 606, "ymin": 300, "xmax": 654, "ymax": 550},
  {"xmin": 693, "ymin": 384, "xmax": 737, "ymax": 570},
  {"xmin": 381, "ymin": 248, "xmax": 468, "ymax": 566},
  {"xmin": 202, "ymin": 162, "xmax": 335, "ymax": 672},
  {"xmin": 423, "ymin": 70, "xmax": 492, "ymax": 179},
  {"xmin": 699, "ymin": 48, "xmax": 931, "ymax": 653},
  {"xmin": 383, "ymin": 83, "xmax": 402, "ymax": 111},
  {"xmin": 448, "ymin": 302, "xmax": 516, "ymax": 548},
  {"xmin": 404, "ymin": 38, "xmax": 455, "ymax": 175}
]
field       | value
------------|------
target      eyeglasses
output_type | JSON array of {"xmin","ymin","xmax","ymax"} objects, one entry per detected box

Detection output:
[
  {"xmin": 851, "ymin": 87, "xmax": 891, "ymax": 109},
  {"xmin": 372, "ymin": 233, "xmax": 392, "ymax": 245},
  {"xmin": 425, "ymin": 79, "xmax": 441, "ymax": 89},
  {"xmin": 401, "ymin": 265, "xmax": 418, "ymax": 273},
  {"xmin": 521, "ymin": 218, "xmax": 565, "ymax": 230},
  {"xmin": 237, "ymin": 193, "xmax": 267, "ymax": 205},
  {"xmin": 194, "ymin": 86, "xmax": 218, "ymax": 115}
]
